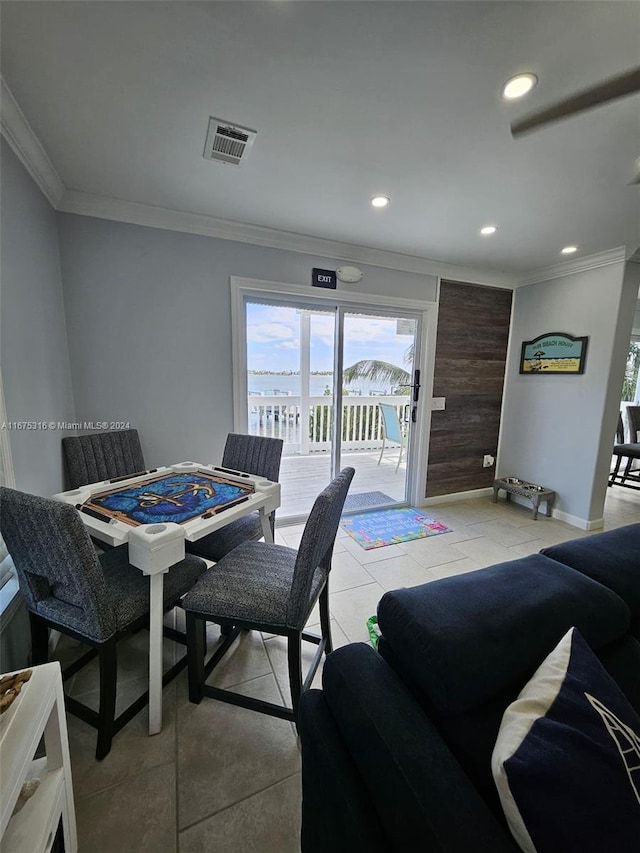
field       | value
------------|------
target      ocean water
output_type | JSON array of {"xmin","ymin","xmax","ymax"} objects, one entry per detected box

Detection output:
[{"xmin": 247, "ymin": 373, "xmax": 395, "ymax": 396}]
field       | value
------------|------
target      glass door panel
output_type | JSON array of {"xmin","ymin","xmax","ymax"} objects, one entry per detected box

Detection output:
[
  {"xmin": 340, "ymin": 311, "xmax": 417, "ymax": 510},
  {"xmin": 243, "ymin": 298, "xmax": 420, "ymax": 523},
  {"xmin": 245, "ymin": 300, "xmax": 335, "ymax": 520}
]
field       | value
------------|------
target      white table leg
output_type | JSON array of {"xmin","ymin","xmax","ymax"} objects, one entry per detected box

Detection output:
[
  {"xmin": 148, "ymin": 571, "xmax": 165, "ymax": 735},
  {"xmin": 127, "ymin": 522, "xmax": 185, "ymax": 736},
  {"xmin": 259, "ymin": 508, "xmax": 274, "ymax": 543}
]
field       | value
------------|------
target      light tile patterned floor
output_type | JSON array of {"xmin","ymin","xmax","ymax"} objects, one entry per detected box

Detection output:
[{"xmin": 58, "ymin": 485, "xmax": 639, "ymax": 852}]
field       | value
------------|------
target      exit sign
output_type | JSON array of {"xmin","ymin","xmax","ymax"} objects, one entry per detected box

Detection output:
[{"xmin": 312, "ymin": 268, "xmax": 337, "ymax": 289}]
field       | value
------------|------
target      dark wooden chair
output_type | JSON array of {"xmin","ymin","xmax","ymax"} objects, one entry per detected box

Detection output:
[{"xmin": 609, "ymin": 413, "xmax": 640, "ymax": 490}]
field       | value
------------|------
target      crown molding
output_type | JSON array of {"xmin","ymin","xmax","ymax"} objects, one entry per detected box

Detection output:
[
  {"xmin": 0, "ymin": 76, "xmax": 64, "ymax": 208},
  {"xmin": 517, "ymin": 246, "xmax": 628, "ymax": 286},
  {"xmin": 5, "ymin": 79, "xmax": 625, "ymax": 290},
  {"xmin": 57, "ymin": 189, "xmax": 519, "ymax": 288}
]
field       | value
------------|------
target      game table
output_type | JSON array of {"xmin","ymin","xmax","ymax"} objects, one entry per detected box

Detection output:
[{"xmin": 53, "ymin": 462, "xmax": 280, "ymax": 735}]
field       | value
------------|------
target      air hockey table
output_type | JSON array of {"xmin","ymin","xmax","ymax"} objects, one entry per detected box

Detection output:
[{"xmin": 53, "ymin": 461, "xmax": 280, "ymax": 734}]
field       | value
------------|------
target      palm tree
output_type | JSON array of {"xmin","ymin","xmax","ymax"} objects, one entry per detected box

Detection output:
[
  {"xmin": 343, "ymin": 359, "xmax": 410, "ymax": 389},
  {"xmin": 344, "ymin": 342, "xmax": 414, "ymax": 391}
]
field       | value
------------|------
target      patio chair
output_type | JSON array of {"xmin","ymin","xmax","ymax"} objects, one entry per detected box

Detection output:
[
  {"xmin": 0, "ymin": 487, "xmax": 206, "ymax": 759},
  {"xmin": 378, "ymin": 403, "xmax": 406, "ymax": 473},
  {"xmin": 62, "ymin": 429, "xmax": 145, "ymax": 488},
  {"xmin": 185, "ymin": 433, "xmax": 283, "ymax": 563},
  {"xmin": 182, "ymin": 467, "xmax": 355, "ymax": 722}
]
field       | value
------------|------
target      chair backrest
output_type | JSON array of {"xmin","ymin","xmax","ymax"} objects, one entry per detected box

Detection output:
[
  {"xmin": 627, "ymin": 406, "xmax": 640, "ymax": 443},
  {"xmin": 62, "ymin": 429, "xmax": 145, "ymax": 488},
  {"xmin": 286, "ymin": 467, "xmax": 355, "ymax": 626},
  {"xmin": 615, "ymin": 413, "xmax": 625, "ymax": 445},
  {"xmin": 222, "ymin": 433, "xmax": 284, "ymax": 482},
  {"xmin": 0, "ymin": 487, "xmax": 116, "ymax": 642},
  {"xmin": 379, "ymin": 404, "xmax": 402, "ymax": 444}
]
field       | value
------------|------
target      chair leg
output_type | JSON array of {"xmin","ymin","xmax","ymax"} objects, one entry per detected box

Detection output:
[
  {"xmin": 186, "ymin": 612, "xmax": 206, "ymax": 704},
  {"xmin": 609, "ymin": 453, "xmax": 623, "ymax": 484},
  {"xmin": 96, "ymin": 639, "xmax": 117, "ymax": 761},
  {"xmin": 287, "ymin": 631, "xmax": 303, "ymax": 719},
  {"xmin": 29, "ymin": 613, "xmax": 49, "ymax": 666},
  {"xmin": 395, "ymin": 439, "xmax": 404, "ymax": 473},
  {"xmin": 319, "ymin": 584, "xmax": 332, "ymax": 655},
  {"xmin": 378, "ymin": 435, "xmax": 385, "ymax": 466},
  {"xmin": 621, "ymin": 456, "xmax": 634, "ymax": 484}
]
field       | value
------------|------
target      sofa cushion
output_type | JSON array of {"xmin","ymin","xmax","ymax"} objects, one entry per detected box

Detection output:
[
  {"xmin": 492, "ymin": 628, "xmax": 640, "ymax": 853},
  {"xmin": 299, "ymin": 689, "xmax": 391, "ymax": 853},
  {"xmin": 377, "ymin": 554, "xmax": 630, "ymax": 719},
  {"xmin": 319, "ymin": 643, "xmax": 518, "ymax": 853},
  {"xmin": 541, "ymin": 523, "xmax": 640, "ymax": 636}
]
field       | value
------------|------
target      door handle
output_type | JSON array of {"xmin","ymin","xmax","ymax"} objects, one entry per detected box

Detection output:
[{"xmin": 412, "ymin": 369, "xmax": 421, "ymax": 403}]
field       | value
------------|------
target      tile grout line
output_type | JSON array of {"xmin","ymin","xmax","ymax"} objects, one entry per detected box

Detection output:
[
  {"xmin": 73, "ymin": 755, "xmax": 176, "ymax": 804},
  {"xmin": 177, "ymin": 770, "xmax": 302, "ymax": 836}
]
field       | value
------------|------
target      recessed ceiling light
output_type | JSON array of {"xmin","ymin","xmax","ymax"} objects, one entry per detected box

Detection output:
[
  {"xmin": 371, "ymin": 196, "xmax": 390, "ymax": 208},
  {"xmin": 561, "ymin": 245, "xmax": 578, "ymax": 254},
  {"xmin": 502, "ymin": 73, "xmax": 538, "ymax": 100},
  {"xmin": 480, "ymin": 225, "xmax": 498, "ymax": 235}
]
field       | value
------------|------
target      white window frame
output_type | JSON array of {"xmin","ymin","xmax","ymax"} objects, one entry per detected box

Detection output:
[{"xmin": 230, "ymin": 276, "xmax": 438, "ymax": 511}]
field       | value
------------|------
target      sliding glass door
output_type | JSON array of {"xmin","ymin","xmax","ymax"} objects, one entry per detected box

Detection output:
[{"xmin": 237, "ymin": 291, "xmax": 424, "ymax": 524}]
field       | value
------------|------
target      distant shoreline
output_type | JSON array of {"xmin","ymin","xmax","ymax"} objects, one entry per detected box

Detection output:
[{"xmin": 248, "ymin": 370, "xmax": 332, "ymax": 375}]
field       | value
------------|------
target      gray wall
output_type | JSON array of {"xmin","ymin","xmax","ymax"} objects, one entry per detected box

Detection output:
[
  {"xmin": 57, "ymin": 214, "xmax": 438, "ymax": 468},
  {"xmin": 0, "ymin": 140, "xmax": 75, "ymax": 495},
  {"xmin": 499, "ymin": 260, "xmax": 633, "ymax": 525}
]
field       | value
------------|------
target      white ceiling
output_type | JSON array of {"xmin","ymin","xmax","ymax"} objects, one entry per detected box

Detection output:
[{"xmin": 1, "ymin": 1, "xmax": 639, "ymax": 276}]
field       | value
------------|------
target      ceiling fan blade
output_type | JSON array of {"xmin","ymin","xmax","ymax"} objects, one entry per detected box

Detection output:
[{"xmin": 511, "ymin": 66, "xmax": 640, "ymax": 137}]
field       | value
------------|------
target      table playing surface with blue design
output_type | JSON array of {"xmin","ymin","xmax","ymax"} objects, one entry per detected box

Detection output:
[{"xmin": 85, "ymin": 471, "xmax": 255, "ymax": 527}]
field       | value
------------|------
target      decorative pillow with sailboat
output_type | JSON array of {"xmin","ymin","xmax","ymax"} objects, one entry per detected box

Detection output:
[{"xmin": 491, "ymin": 627, "xmax": 640, "ymax": 853}]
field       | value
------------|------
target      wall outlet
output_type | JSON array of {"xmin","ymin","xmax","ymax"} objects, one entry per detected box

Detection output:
[{"xmin": 483, "ymin": 455, "xmax": 495, "ymax": 468}]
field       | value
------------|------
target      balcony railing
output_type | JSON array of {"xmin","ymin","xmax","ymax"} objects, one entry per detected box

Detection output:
[{"xmin": 248, "ymin": 394, "xmax": 409, "ymax": 454}]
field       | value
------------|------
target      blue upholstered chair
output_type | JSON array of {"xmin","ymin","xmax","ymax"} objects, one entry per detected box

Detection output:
[
  {"xmin": 185, "ymin": 433, "xmax": 284, "ymax": 563},
  {"xmin": 0, "ymin": 487, "xmax": 206, "ymax": 759},
  {"xmin": 62, "ymin": 429, "xmax": 145, "ymax": 488},
  {"xmin": 182, "ymin": 467, "xmax": 354, "ymax": 722},
  {"xmin": 378, "ymin": 403, "xmax": 406, "ymax": 473}
]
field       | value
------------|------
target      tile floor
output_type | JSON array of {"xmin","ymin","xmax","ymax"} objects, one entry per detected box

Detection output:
[{"xmin": 55, "ymin": 485, "xmax": 639, "ymax": 852}]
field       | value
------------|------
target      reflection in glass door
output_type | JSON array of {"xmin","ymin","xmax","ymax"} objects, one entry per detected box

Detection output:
[{"xmin": 244, "ymin": 298, "xmax": 420, "ymax": 523}]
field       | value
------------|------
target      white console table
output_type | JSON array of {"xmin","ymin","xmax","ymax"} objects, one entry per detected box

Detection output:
[{"xmin": 0, "ymin": 662, "xmax": 77, "ymax": 853}]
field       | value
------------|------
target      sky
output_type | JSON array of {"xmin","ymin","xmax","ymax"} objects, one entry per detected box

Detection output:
[{"xmin": 246, "ymin": 302, "xmax": 415, "ymax": 373}]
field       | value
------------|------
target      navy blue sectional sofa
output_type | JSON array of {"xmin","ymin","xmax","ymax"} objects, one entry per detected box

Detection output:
[{"xmin": 299, "ymin": 523, "xmax": 640, "ymax": 853}]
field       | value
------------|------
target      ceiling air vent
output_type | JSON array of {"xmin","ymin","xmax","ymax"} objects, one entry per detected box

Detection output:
[{"xmin": 203, "ymin": 117, "xmax": 257, "ymax": 166}]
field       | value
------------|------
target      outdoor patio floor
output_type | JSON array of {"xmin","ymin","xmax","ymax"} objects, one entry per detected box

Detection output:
[{"xmin": 279, "ymin": 447, "xmax": 407, "ymax": 520}]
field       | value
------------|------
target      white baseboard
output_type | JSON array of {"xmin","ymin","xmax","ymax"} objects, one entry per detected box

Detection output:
[
  {"xmin": 422, "ymin": 487, "xmax": 493, "ymax": 506},
  {"xmin": 551, "ymin": 509, "xmax": 604, "ymax": 531}
]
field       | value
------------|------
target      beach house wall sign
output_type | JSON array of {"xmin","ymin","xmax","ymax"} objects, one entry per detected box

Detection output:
[{"xmin": 519, "ymin": 332, "xmax": 589, "ymax": 375}]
